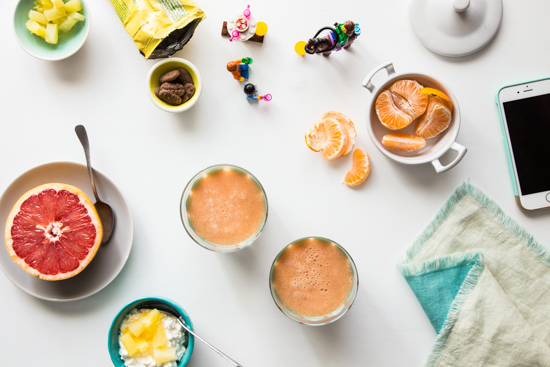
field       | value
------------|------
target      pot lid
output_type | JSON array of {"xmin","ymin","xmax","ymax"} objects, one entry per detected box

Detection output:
[{"xmin": 409, "ymin": 0, "xmax": 503, "ymax": 57}]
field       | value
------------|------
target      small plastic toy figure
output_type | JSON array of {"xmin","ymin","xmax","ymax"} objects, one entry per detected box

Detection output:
[
  {"xmin": 227, "ymin": 57, "xmax": 253, "ymax": 82},
  {"xmin": 295, "ymin": 21, "xmax": 360, "ymax": 56},
  {"xmin": 244, "ymin": 83, "xmax": 272, "ymax": 102},
  {"xmin": 222, "ymin": 5, "xmax": 268, "ymax": 43}
]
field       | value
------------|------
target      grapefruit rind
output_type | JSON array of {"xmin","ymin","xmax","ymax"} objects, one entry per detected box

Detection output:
[{"xmin": 5, "ymin": 183, "xmax": 103, "ymax": 281}]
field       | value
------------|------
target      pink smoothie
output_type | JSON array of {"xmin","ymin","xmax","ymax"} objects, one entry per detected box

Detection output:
[{"xmin": 186, "ymin": 168, "xmax": 266, "ymax": 246}]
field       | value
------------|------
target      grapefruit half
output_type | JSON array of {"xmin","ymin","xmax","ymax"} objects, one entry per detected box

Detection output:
[{"xmin": 5, "ymin": 183, "xmax": 103, "ymax": 281}]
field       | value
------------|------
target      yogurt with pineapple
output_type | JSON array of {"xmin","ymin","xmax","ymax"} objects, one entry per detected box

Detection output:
[{"xmin": 119, "ymin": 309, "xmax": 187, "ymax": 367}]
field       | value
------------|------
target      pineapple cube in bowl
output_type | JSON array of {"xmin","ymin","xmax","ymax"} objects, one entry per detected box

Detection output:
[
  {"xmin": 108, "ymin": 297, "xmax": 195, "ymax": 367},
  {"xmin": 13, "ymin": 0, "xmax": 90, "ymax": 61}
]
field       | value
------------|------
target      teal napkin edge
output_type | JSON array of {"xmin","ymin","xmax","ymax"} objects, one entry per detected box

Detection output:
[
  {"xmin": 400, "ymin": 252, "xmax": 485, "ymax": 367},
  {"xmin": 396, "ymin": 182, "xmax": 550, "ymax": 367},
  {"xmin": 398, "ymin": 182, "xmax": 550, "ymax": 268},
  {"xmin": 404, "ymin": 260, "xmax": 475, "ymax": 333}
]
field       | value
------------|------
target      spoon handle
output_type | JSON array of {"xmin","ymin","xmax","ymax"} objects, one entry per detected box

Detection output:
[
  {"xmin": 75, "ymin": 125, "xmax": 100, "ymax": 203},
  {"xmin": 176, "ymin": 318, "xmax": 243, "ymax": 367}
]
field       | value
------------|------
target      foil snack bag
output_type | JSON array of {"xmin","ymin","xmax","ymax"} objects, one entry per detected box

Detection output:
[{"xmin": 109, "ymin": 0, "xmax": 205, "ymax": 59}]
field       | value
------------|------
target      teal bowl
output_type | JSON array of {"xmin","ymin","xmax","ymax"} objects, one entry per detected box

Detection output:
[
  {"xmin": 108, "ymin": 297, "xmax": 195, "ymax": 367},
  {"xmin": 13, "ymin": 0, "xmax": 91, "ymax": 61}
]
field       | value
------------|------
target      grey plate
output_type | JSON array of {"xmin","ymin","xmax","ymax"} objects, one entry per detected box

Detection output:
[{"xmin": 0, "ymin": 162, "xmax": 133, "ymax": 302}]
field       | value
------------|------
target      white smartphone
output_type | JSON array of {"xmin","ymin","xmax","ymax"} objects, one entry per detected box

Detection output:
[{"xmin": 497, "ymin": 78, "xmax": 550, "ymax": 211}]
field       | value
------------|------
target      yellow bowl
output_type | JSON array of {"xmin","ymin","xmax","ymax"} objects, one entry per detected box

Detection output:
[{"xmin": 147, "ymin": 58, "xmax": 202, "ymax": 113}]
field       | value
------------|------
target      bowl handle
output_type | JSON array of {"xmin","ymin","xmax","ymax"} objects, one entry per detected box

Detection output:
[
  {"xmin": 431, "ymin": 142, "xmax": 467, "ymax": 173},
  {"xmin": 362, "ymin": 62, "xmax": 396, "ymax": 93}
]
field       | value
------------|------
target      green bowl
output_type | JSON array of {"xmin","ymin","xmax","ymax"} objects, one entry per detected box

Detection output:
[
  {"xmin": 13, "ymin": 0, "xmax": 91, "ymax": 61},
  {"xmin": 108, "ymin": 297, "xmax": 195, "ymax": 367},
  {"xmin": 147, "ymin": 58, "xmax": 203, "ymax": 113}
]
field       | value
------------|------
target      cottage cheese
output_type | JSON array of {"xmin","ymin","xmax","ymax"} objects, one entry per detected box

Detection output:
[{"xmin": 119, "ymin": 309, "xmax": 187, "ymax": 367}]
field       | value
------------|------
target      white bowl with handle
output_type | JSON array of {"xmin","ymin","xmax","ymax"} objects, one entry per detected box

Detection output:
[{"xmin": 362, "ymin": 62, "xmax": 467, "ymax": 173}]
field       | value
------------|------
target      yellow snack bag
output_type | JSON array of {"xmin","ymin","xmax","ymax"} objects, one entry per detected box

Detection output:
[{"xmin": 109, "ymin": 0, "xmax": 205, "ymax": 59}]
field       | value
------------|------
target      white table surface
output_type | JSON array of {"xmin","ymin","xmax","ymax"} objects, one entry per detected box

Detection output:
[{"xmin": 1, "ymin": 0, "xmax": 550, "ymax": 366}]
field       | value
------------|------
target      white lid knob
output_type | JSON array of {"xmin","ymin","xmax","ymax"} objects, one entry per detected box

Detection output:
[{"xmin": 453, "ymin": 0, "xmax": 470, "ymax": 12}]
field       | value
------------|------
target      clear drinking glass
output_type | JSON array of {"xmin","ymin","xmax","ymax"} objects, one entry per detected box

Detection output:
[
  {"xmin": 269, "ymin": 237, "xmax": 359, "ymax": 326},
  {"xmin": 180, "ymin": 164, "xmax": 268, "ymax": 253}
]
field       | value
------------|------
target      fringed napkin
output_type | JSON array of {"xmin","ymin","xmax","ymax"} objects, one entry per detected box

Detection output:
[{"xmin": 397, "ymin": 183, "xmax": 550, "ymax": 366}]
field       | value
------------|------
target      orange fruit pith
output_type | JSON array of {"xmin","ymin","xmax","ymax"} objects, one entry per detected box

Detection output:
[
  {"xmin": 305, "ymin": 120, "xmax": 328, "ymax": 152},
  {"xmin": 420, "ymin": 88, "xmax": 453, "ymax": 111},
  {"xmin": 415, "ymin": 96, "xmax": 452, "ymax": 139},
  {"xmin": 321, "ymin": 111, "xmax": 356, "ymax": 156},
  {"xmin": 343, "ymin": 148, "xmax": 371, "ymax": 187},
  {"xmin": 5, "ymin": 183, "xmax": 103, "ymax": 281},
  {"xmin": 375, "ymin": 80, "xmax": 428, "ymax": 130},
  {"xmin": 382, "ymin": 133, "xmax": 426, "ymax": 152}
]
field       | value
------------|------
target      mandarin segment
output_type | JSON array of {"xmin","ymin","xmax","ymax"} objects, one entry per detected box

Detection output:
[
  {"xmin": 321, "ymin": 111, "xmax": 356, "ymax": 156},
  {"xmin": 375, "ymin": 80, "xmax": 428, "ymax": 130},
  {"xmin": 382, "ymin": 133, "xmax": 426, "ymax": 152},
  {"xmin": 415, "ymin": 95, "xmax": 453, "ymax": 139},
  {"xmin": 343, "ymin": 148, "xmax": 371, "ymax": 187},
  {"xmin": 420, "ymin": 88, "xmax": 453, "ymax": 111},
  {"xmin": 321, "ymin": 118, "xmax": 347, "ymax": 160}
]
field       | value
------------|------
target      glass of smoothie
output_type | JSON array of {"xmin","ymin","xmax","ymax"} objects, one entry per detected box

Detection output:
[
  {"xmin": 180, "ymin": 164, "xmax": 268, "ymax": 253},
  {"xmin": 269, "ymin": 237, "xmax": 359, "ymax": 326}
]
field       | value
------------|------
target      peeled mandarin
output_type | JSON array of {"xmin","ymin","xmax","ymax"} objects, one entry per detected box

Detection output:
[
  {"xmin": 305, "ymin": 118, "xmax": 348, "ymax": 160},
  {"xmin": 322, "ymin": 111, "xmax": 356, "ymax": 156},
  {"xmin": 343, "ymin": 148, "xmax": 371, "ymax": 187},
  {"xmin": 382, "ymin": 133, "xmax": 426, "ymax": 152},
  {"xmin": 375, "ymin": 80, "xmax": 428, "ymax": 130},
  {"xmin": 415, "ymin": 96, "xmax": 452, "ymax": 139}
]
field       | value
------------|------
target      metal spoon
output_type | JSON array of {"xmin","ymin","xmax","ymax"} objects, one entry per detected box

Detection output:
[
  {"xmin": 75, "ymin": 125, "xmax": 115, "ymax": 244},
  {"xmin": 159, "ymin": 310, "xmax": 244, "ymax": 367}
]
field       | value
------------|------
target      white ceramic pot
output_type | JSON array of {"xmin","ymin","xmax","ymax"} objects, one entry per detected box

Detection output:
[{"xmin": 362, "ymin": 62, "xmax": 467, "ymax": 173}]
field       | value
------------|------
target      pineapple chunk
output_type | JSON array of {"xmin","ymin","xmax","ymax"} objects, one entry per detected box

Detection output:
[
  {"xmin": 64, "ymin": 0, "xmax": 82, "ymax": 13},
  {"xmin": 148, "ymin": 341, "xmax": 155, "ymax": 357},
  {"xmin": 128, "ymin": 314, "xmax": 147, "ymax": 337},
  {"xmin": 154, "ymin": 348, "xmax": 176, "ymax": 365},
  {"xmin": 44, "ymin": 7, "xmax": 66, "ymax": 22},
  {"xmin": 144, "ymin": 309, "xmax": 161, "ymax": 333},
  {"xmin": 69, "ymin": 11, "xmax": 85, "ymax": 22},
  {"xmin": 35, "ymin": 0, "xmax": 53, "ymax": 11},
  {"xmin": 134, "ymin": 339, "xmax": 149, "ymax": 354},
  {"xmin": 51, "ymin": 0, "xmax": 66, "ymax": 11},
  {"xmin": 45, "ymin": 23, "xmax": 58, "ymax": 44},
  {"xmin": 51, "ymin": 16, "xmax": 67, "ymax": 25},
  {"xmin": 26, "ymin": 19, "xmax": 46, "ymax": 38},
  {"xmin": 120, "ymin": 334, "xmax": 139, "ymax": 357},
  {"xmin": 29, "ymin": 10, "xmax": 48, "ymax": 25},
  {"xmin": 152, "ymin": 323, "xmax": 167, "ymax": 348},
  {"xmin": 59, "ymin": 16, "xmax": 77, "ymax": 32}
]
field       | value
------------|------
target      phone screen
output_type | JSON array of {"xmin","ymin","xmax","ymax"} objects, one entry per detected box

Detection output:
[{"xmin": 503, "ymin": 93, "xmax": 550, "ymax": 195}]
